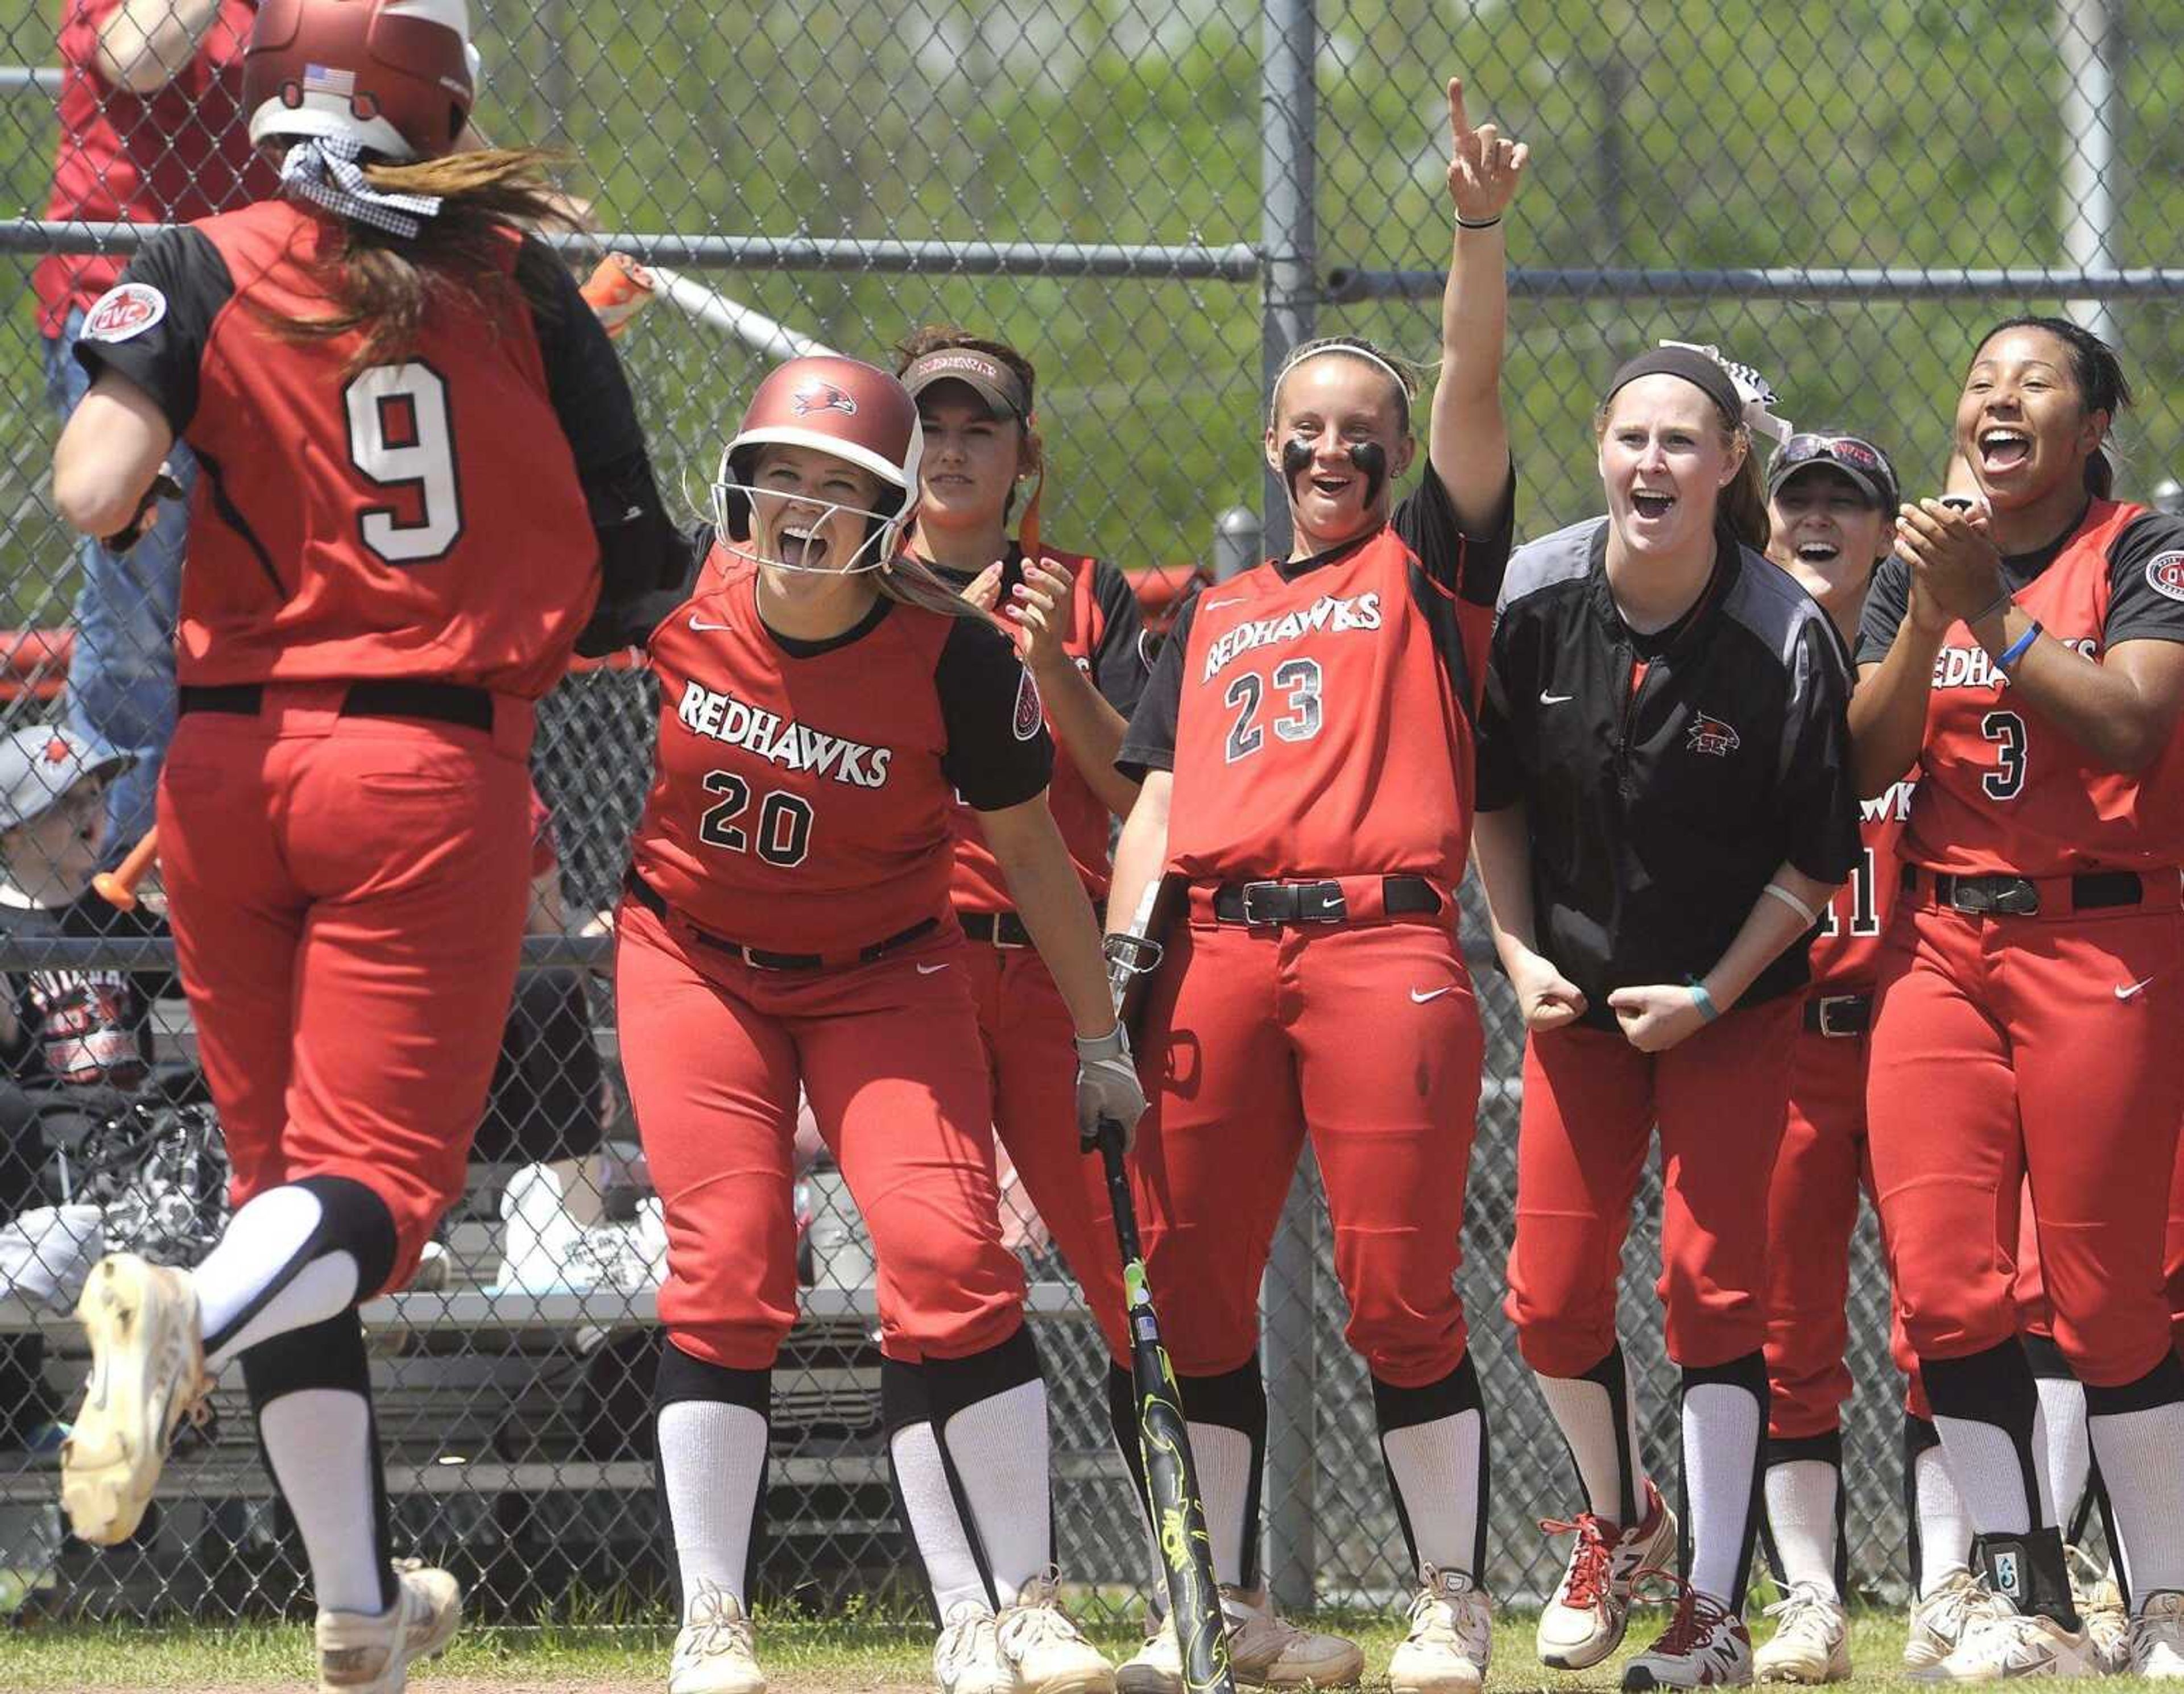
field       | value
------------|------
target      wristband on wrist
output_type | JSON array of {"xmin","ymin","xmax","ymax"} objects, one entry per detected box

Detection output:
[
  {"xmin": 1455, "ymin": 213, "xmax": 1503, "ymax": 230},
  {"xmin": 1996, "ymin": 618, "xmax": 2044, "ymax": 672},
  {"xmin": 1686, "ymin": 980, "xmax": 1720, "ymax": 1023}
]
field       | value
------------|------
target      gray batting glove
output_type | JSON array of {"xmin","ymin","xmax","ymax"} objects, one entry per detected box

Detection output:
[{"xmin": 1074, "ymin": 1023, "xmax": 1147, "ymax": 1154}]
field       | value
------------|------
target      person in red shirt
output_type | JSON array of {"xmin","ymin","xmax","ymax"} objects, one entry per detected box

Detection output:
[
  {"xmin": 891, "ymin": 328, "xmax": 1147, "ymax": 1343},
  {"xmin": 39, "ymin": 0, "xmax": 282, "ymax": 871},
  {"xmin": 1854, "ymin": 317, "xmax": 2184, "ymax": 1679},
  {"xmin": 1102, "ymin": 79, "xmax": 1521, "ymax": 1694},
  {"xmin": 592, "ymin": 353, "xmax": 1143, "ymax": 1694},
  {"xmin": 43, "ymin": 4, "xmax": 681, "ymax": 1686}
]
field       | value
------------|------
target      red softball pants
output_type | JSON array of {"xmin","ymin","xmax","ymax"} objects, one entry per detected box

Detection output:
[
  {"xmin": 1867, "ymin": 893, "xmax": 2184, "ymax": 1387},
  {"xmin": 1125, "ymin": 909, "xmax": 1482, "ymax": 1388},
  {"xmin": 1505, "ymin": 997, "xmax": 1798, "ymax": 1378},
  {"xmin": 159, "ymin": 686, "xmax": 534, "ymax": 1291},
  {"xmin": 958, "ymin": 939, "xmax": 1129, "ymax": 1357},
  {"xmin": 615, "ymin": 896, "xmax": 1025, "ymax": 1371}
]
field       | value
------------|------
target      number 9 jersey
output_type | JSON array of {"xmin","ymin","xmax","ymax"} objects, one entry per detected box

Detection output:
[
  {"xmin": 70, "ymin": 199, "xmax": 626, "ymax": 699},
  {"xmin": 1856, "ymin": 498, "xmax": 2184, "ymax": 875}
]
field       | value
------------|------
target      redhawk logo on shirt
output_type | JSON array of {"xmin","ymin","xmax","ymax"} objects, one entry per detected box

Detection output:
[
  {"xmin": 2146, "ymin": 550, "xmax": 2184, "ymax": 602},
  {"xmin": 1012, "ymin": 668, "xmax": 1043, "ymax": 740},
  {"xmin": 675, "ymin": 680, "xmax": 893, "ymax": 787},
  {"xmin": 1200, "ymin": 592, "xmax": 1381, "ymax": 682},
  {"xmin": 789, "ymin": 381, "xmax": 858, "ymax": 418},
  {"xmin": 1686, "ymin": 713, "xmax": 1741, "ymax": 756}
]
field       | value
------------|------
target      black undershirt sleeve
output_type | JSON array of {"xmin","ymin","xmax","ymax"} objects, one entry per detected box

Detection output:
[
  {"xmin": 1115, "ymin": 586, "xmax": 1200, "ymax": 778},
  {"xmin": 1474, "ymin": 599, "xmax": 1531, "ymax": 813},
  {"xmin": 1087, "ymin": 560, "xmax": 1153, "ymax": 718},
  {"xmin": 938, "ymin": 616, "xmax": 1056, "ymax": 810},
  {"xmin": 71, "ymin": 226, "xmax": 231, "ymax": 436},
  {"xmin": 1391, "ymin": 461, "xmax": 1517, "ymax": 605},
  {"xmin": 1854, "ymin": 555, "xmax": 1913, "ymax": 667},
  {"xmin": 1777, "ymin": 620, "xmax": 1863, "ymax": 885},
  {"xmin": 574, "ymin": 522, "xmax": 708, "ymax": 656},
  {"xmin": 2103, "ymin": 513, "xmax": 2184, "ymax": 647}
]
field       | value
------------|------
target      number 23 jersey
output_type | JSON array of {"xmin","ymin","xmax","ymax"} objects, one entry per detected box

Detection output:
[
  {"xmin": 1118, "ymin": 465, "xmax": 1514, "ymax": 885},
  {"xmin": 1856, "ymin": 499, "xmax": 2184, "ymax": 876},
  {"xmin": 630, "ymin": 554, "xmax": 1054, "ymax": 955}
]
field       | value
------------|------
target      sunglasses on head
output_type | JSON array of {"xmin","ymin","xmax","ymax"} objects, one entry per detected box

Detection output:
[{"xmin": 1773, "ymin": 433, "xmax": 1897, "ymax": 503}]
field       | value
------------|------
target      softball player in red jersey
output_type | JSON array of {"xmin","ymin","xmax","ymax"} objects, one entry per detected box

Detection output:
[
  {"xmin": 1474, "ymin": 344, "xmax": 1859, "ymax": 1689},
  {"xmin": 1854, "ymin": 316, "xmax": 2184, "ymax": 1679},
  {"xmin": 46, "ymin": 2, "xmax": 683, "ymax": 1685},
  {"xmin": 1746, "ymin": 434, "xmax": 1990, "ymax": 1680},
  {"xmin": 1102, "ymin": 78, "xmax": 1522, "ymax": 1694},
  {"xmin": 592, "ymin": 355, "xmax": 1143, "ymax": 1694},
  {"xmin": 891, "ymin": 328, "xmax": 1147, "ymax": 1356}
]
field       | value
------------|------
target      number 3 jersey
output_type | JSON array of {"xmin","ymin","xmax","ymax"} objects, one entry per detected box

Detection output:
[
  {"xmin": 1856, "ymin": 499, "xmax": 2184, "ymax": 877},
  {"xmin": 69, "ymin": 197, "xmax": 641, "ymax": 698},
  {"xmin": 628, "ymin": 553, "xmax": 1053, "ymax": 955},
  {"xmin": 1118, "ymin": 466, "xmax": 1514, "ymax": 885}
]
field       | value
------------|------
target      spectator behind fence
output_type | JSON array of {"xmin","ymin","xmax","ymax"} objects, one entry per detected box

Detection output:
[
  {"xmin": 0, "ymin": 725, "xmax": 169, "ymax": 1452},
  {"xmin": 36, "ymin": 1, "xmax": 277, "ymax": 865}
]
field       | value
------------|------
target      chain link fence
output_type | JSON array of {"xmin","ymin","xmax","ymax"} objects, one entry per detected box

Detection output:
[{"xmin": 0, "ymin": 0, "xmax": 2168, "ymax": 1630}]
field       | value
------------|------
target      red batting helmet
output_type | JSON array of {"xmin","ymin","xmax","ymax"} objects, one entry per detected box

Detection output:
[
  {"xmin": 715, "ymin": 356, "xmax": 924, "ymax": 569},
  {"xmin": 245, "ymin": 0, "xmax": 477, "ymax": 163}
]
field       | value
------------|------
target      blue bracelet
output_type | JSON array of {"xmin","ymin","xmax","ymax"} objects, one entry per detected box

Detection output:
[
  {"xmin": 1997, "ymin": 619, "xmax": 2044, "ymax": 672},
  {"xmin": 1687, "ymin": 981, "xmax": 1720, "ymax": 1022}
]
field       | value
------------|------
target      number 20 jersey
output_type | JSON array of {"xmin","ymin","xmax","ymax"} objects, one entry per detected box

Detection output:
[
  {"xmin": 71, "ymin": 198, "xmax": 599, "ymax": 698},
  {"xmin": 1136, "ymin": 475, "xmax": 1512, "ymax": 887},
  {"xmin": 1856, "ymin": 498, "xmax": 2184, "ymax": 877}
]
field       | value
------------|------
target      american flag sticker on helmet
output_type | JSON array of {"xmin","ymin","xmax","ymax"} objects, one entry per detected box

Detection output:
[
  {"xmin": 303, "ymin": 63, "xmax": 358, "ymax": 97},
  {"xmin": 1013, "ymin": 668, "xmax": 1043, "ymax": 740}
]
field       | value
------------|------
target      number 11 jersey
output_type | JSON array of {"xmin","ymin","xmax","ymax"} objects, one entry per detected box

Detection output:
[{"xmin": 1118, "ymin": 466, "xmax": 1513, "ymax": 886}]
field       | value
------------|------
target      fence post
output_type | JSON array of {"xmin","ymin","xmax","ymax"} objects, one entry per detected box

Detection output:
[
  {"xmin": 2056, "ymin": 0, "xmax": 2118, "ymax": 349},
  {"xmin": 1258, "ymin": 1, "xmax": 1318, "ymax": 1614},
  {"xmin": 1213, "ymin": 507, "xmax": 1262, "ymax": 582}
]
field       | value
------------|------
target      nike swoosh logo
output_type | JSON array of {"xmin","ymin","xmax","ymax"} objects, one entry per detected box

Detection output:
[
  {"xmin": 689, "ymin": 615, "xmax": 733, "ymax": 633},
  {"xmin": 1540, "ymin": 691, "xmax": 1575, "ymax": 705},
  {"xmin": 2116, "ymin": 976, "xmax": 2156, "ymax": 1000},
  {"xmin": 1410, "ymin": 987, "xmax": 1454, "ymax": 1004},
  {"xmin": 916, "ymin": 962, "xmax": 951, "ymax": 975},
  {"xmin": 1203, "ymin": 597, "xmax": 1244, "ymax": 610}
]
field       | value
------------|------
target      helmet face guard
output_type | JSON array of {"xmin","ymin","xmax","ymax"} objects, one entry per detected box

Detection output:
[{"xmin": 710, "ymin": 447, "xmax": 914, "ymax": 578}]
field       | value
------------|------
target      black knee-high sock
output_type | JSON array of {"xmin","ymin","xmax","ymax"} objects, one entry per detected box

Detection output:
[
  {"xmin": 1925, "ymin": 1341, "xmax": 2078, "ymax": 1627},
  {"xmin": 242, "ymin": 1310, "xmax": 396, "ymax": 1614},
  {"xmin": 1680, "ymin": 1352, "xmax": 1769, "ymax": 1611},
  {"xmin": 1374, "ymin": 1353, "xmax": 1489, "ymax": 1583},
  {"xmin": 1174, "ymin": 1362, "xmax": 1265, "ymax": 1592}
]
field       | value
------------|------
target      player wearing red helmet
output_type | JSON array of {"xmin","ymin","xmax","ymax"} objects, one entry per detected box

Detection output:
[
  {"xmin": 1103, "ymin": 79, "xmax": 1519, "ymax": 1694},
  {"xmin": 48, "ymin": 1, "xmax": 681, "ymax": 1685},
  {"xmin": 589, "ymin": 356, "xmax": 1143, "ymax": 1694}
]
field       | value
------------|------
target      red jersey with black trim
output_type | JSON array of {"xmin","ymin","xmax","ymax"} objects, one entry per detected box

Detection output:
[
  {"xmin": 72, "ymin": 200, "xmax": 602, "ymax": 698},
  {"xmin": 1120, "ymin": 468, "xmax": 1512, "ymax": 886},
  {"xmin": 1856, "ymin": 499, "xmax": 2184, "ymax": 876},
  {"xmin": 629, "ymin": 557, "xmax": 1054, "ymax": 955},
  {"xmin": 1808, "ymin": 776, "xmax": 1913, "ymax": 992},
  {"xmin": 34, "ymin": 0, "xmax": 274, "ymax": 336},
  {"xmin": 945, "ymin": 546, "xmax": 1149, "ymax": 912}
]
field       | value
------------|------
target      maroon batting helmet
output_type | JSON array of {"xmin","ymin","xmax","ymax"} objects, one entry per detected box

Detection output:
[{"xmin": 245, "ymin": 0, "xmax": 475, "ymax": 163}]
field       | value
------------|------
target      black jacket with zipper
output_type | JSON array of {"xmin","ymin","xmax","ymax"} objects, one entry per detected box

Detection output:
[{"xmin": 1477, "ymin": 516, "xmax": 1860, "ymax": 1029}]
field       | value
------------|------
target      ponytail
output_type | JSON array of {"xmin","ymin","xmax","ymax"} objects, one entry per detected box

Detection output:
[
  {"xmin": 1720, "ymin": 438, "xmax": 1771, "ymax": 553},
  {"xmin": 259, "ymin": 147, "xmax": 580, "ymax": 373}
]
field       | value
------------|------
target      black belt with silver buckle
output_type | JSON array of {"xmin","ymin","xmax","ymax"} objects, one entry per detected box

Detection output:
[
  {"xmin": 627, "ymin": 874, "xmax": 936, "ymax": 970},
  {"xmin": 1211, "ymin": 875, "xmax": 1442, "ymax": 927},
  {"xmin": 960, "ymin": 910, "xmax": 1033, "ymax": 949},
  {"xmin": 179, "ymin": 680, "xmax": 495, "ymax": 732},
  {"xmin": 1914, "ymin": 867, "xmax": 2142, "ymax": 917},
  {"xmin": 1804, "ymin": 992, "xmax": 1872, "ymax": 1038}
]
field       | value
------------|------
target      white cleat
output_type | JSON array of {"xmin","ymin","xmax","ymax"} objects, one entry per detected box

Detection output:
[
  {"xmin": 1388, "ymin": 1565, "xmax": 1492, "ymax": 1694},
  {"xmin": 669, "ymin": 1580, "xmax": 765, "ymax": 1694},
  {"xmin": 316, "ymin": 1560, "xmax": 461, "ymax": 1694},
  {"xmin": 60, "ymin": 1253, "xmax": 209, "ymax": 1546},
  {"xmin": 1906, "ymin": 1609, "xmax": 2099, "ymax": 1683},
  {"xmin": 1116, "ymin": 1588, "xmax": 1363, "ymax": 1693},
  {"xmin": 1904, "ymin": 1571, "xmax": 2011, "ymax": 1672},
  {"xmin": 2065, "ymin": 1545, "xmax": 2130, "ymax": 1676},
  {"xmin": 1537, "ymin": 1480, "xmax": 1678, "ymax": 1671},
  {"xmin": 1753, "ymin": 1583, "xmax": 1850, "ymax": 1684},
  {"xmin": 996, "ymin": 1573, "xmax": 1115, "ymax": 1694},
  {"xmin": 1623, "ymin": 1588, "xmax": 1753, "ymax": 1689},
  {"xmin": 937, "ymin": 1601, "xmax": 1014, "ymax": 1694},
  {"xmin": 2131, "ymin": 1590, "xmax": 2184, "ymax": 1679}
]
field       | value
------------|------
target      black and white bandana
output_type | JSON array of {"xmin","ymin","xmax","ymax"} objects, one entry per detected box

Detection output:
[{"xmin": 280, "ymin": 137, "xmax": 444, "ymax": 239}]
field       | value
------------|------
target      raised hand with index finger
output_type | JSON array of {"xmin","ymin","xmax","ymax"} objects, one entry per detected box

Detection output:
[{"xmin": 1445, "ymin": 75, "xmax": 1528, "ymax": 226}]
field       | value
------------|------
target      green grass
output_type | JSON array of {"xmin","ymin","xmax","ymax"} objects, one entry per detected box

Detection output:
[{"xmin": 6, "ymin": 1605, "xmax": 2175, "ymax": 1692}]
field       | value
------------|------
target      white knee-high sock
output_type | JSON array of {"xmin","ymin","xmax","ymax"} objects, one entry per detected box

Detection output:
[
  {"xmin": 2035, "ymin": 1375, "xmax": 2090, "ymax": 1533},
  {"xmin": 1381, "ymin": 1411, "xmax": 1484, "ymax": 1581},
  {"xmin": 892, "ymin": 1418, "xmax": 993, "ymax": 1616},
  {"xmin": 660, "ymin": 1400, "xmax": 768, "ymax": 1616},
  {"xmin": 1764, "ymin": 1457, "xmax": 1842, "ymax": 1599},
  {"xmin": 193, "ymin": 1183, "xmax": 387, "ymax": 1371},
  {"xmin": 941, "ymin": 1378, "xmax": 1051, "ymax": 1606},
  {"xmin": 2087, "ymin": 1386, "xmax": 2184, "ymax": 1602},
  {"xmin": 259, "ymin": 1388, "xmax": 387, "ymax": 1615},
  {"xmin": 1684, "ymin": 1366, "xmax": 1767, "ymax": 1609},
  {"xmin": 1188, "ymin": 1421, "xmax": 1254, "ymax": 1590},
  {"xmin": 1914, "ymin": 1442, "xmax": 1975, "ymax": 1595},
  {"xmin": 1536, "ymin": 1344, "xmax": 1648, "ymax": 1526}
]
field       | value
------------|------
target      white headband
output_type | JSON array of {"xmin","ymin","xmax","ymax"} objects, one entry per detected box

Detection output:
[
  {"xmin": 1276, "ymin": 341, "xmax": 1414, "ymax": 401},
  {"xmin": 1660, "ymin": 340, "xmax": 1795, "ymax": 446}
]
